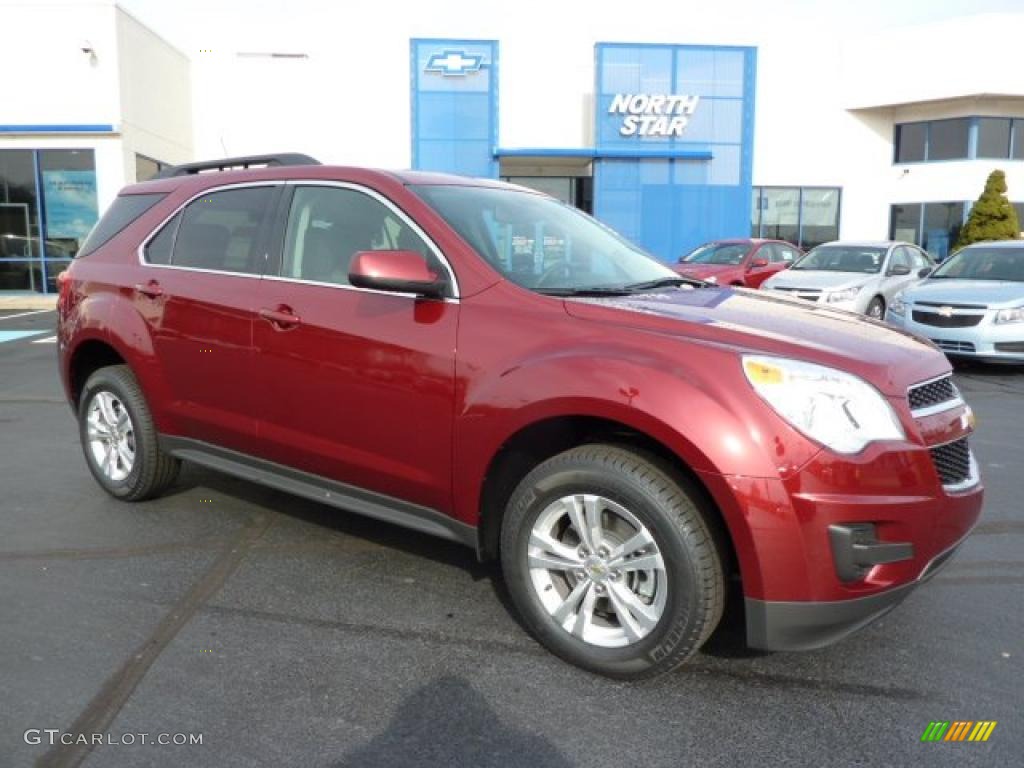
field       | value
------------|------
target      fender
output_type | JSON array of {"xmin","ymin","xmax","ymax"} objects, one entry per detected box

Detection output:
[{"xmin": 61, "ymin": 290, "xmax": 183, "ymax": 435}]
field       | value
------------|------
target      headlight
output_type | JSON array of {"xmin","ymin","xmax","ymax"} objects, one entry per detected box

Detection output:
[
  {"xmin": 827, "ymin": 286, "xmax": 862, "ymax": 303},
  {"xmin": 890, "ymin": 291, "xmax": 907, "ymax": 317},
  {"xmin": 705, "ymin": 275, "xmax": 718, "ymax": 285},
  {"xmin": 742, "ymin": 355, "xmax": 906, "ymax": 454},
  {"xmin": 995, "ymin": 307, "xmax": 1024, "ymax": 324}
]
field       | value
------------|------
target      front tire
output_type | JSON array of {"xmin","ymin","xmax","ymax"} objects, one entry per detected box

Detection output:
[
  {"xmin": 500, "ymin": 444, "xmax": 725, "ymax": 679},
  {"xmin": 78, "ymin": 365, "xmax": 180, "ymax": 501}
]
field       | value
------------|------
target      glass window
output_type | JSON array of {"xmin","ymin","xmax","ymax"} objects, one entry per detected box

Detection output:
[
  {"xmin": 1013, "ymin": 203, "xmax": 1024, "ymax": 234},
  {"xmin": 799, "ymin": 188, "xmax": 840, "ymax": 249},
  {"xmin": 282, "ymin": 186, "xmax": 434, "ymax": 286},
  {"xmin": 888, "ymin": 246, "xmax": 911, "ymax": 274},
  {"xmin": 144, "ymin": 212, "xmax": 180, "ymax": 265},
  {"xmin": 977, "ymin": 118, "xmax": 1011, "ymax": 159},
  {"xmin": 890, "ymin": 203, "xmax": 922, "ymax": 245},
  {"xmin": 39, "ymin": 149, "xmax": 98, "ymax": 258},
  {"xmin": 1013, "ymin": 120, "xmax": 1024, "ymax": 160},
  {"xmin": 931, "ymin": 246, "xmax": 1024, "ymax": 282},
  {"xmin": 759, "ymin": 188, "xmax": 800, "ymax": 245},
  {"xmin": 413, "ymin": 184, "xmax": 677, "ymax": 293},
  {"xmin": 80, "ymin": 193, "xmax": 166, "ymax": 258},
  {"xmin": 750, "ymin": 187, "xmax": 761, "ymax": 237},
  {"xmin": 922, "ymin": 202, "xmax": 964, "ymax": 261},
  {"xmin": 0, "ymin": 149, "xmax": 41, "ymax": 260},
  {"xmin": 896, "ymin": 123, "xmax": 926, "ymax": 163},
  {"xmin": 769, "ymin": 243, "xmax": 799, "ymax": 263},
  {"xmin": 502, "ymin": 177, "xmax": 574, "ymax": 206},
  {"xmin": 682, "ymin": 242, "xmax": 749, "ymax": 265},
  {"xmin": 927, "ymin": 118, "xmax": 969, "ymax": 161},
  {"xmin": 172, "ymin": 187, "xmax": 274, "ymax": 273},
  {"xmin": 792, "ymin": 245, "xmax": 886, "ymax": 274}
]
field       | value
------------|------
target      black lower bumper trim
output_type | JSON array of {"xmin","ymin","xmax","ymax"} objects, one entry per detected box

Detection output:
[{"xmin": 746, "ymin": 538, "xmax": 965, "ymax": 652}]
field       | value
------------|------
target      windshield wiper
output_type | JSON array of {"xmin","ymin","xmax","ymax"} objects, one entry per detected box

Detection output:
[
  {"xmin": 537, "ymin": 286, "xmax": 635, "ymax": 297},
  {"xmin": 621, "ymin": 276, "xmax": 707, "ymax": 291}
]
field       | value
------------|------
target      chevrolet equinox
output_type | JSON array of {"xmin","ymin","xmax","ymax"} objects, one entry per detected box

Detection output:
[{"xmin": 57, "ymin": 154, "xmax": 983, "ymax": 679}]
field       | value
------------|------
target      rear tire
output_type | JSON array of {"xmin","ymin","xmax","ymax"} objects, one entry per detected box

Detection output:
[
  {"xmin": 500, "ymin": 444, "xmax": 725, "ymax": 679},
  {"xmin": 78, "ymin": 365, "xmax": 180, "ymax": 501},
  {"xmin": 866, "ymin": 296, "xmax": 885, "ymax": 320}
]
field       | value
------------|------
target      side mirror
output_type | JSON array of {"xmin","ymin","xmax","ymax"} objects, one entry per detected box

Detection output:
[
  {"xmin": 348, "ymin": 250, "xmax": 446, "ymax": 298},
  {"xmin": 749, "ymin": 258, "xmax": 769, "ymax": 269},
  {"xmin": 889, "ymin": 264, "xmax": 912, "ymax": 276},
  {"xmin": 918, "ymin": 266, "xmax": 933, "ymax": 278}
]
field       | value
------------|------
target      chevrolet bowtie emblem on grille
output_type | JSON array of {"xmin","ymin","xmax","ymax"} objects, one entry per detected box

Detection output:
[{"xmin": 938, "ymin": 306, "xmax": 955, "ymax": 317}]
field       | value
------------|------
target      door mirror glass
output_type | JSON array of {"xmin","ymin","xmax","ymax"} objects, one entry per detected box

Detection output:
[{"xmin": 348, "ymin": 250, "xmax": 445, "ymax": 298}]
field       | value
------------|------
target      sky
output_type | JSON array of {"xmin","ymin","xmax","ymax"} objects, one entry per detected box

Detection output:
[{"xmin": 110, "ymin": 0, "xmax": 1024, "ymax": 55}]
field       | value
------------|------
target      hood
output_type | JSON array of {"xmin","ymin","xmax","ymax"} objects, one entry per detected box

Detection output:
[
  {"xmin": 904, "ymin": 279, "xmax": 1024, "ymax": 308},
  {"xmin": 764, "ymin": 269, "xmax": 872, "ymax": 291},
  {"xmin": 563, "ymin": 286, "xmax": 948, "ymax": 395},
  {"xmin": 672, "ymin": 263, "xmax": 743, "ymax": 281}
]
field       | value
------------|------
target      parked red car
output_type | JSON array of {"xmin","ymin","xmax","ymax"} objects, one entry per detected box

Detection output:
[
  {"xmin": 58, "ymin": 155, "xmax": 982, "ymax": 679},
  {"xmin": 673, "ymin": 238, "xmax": 801, "ymax": 288}
]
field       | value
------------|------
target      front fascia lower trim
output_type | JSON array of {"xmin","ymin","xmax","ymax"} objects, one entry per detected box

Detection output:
[{"xmin": 159, "ymin": 436, "xmax": 476, "ymax": 549}]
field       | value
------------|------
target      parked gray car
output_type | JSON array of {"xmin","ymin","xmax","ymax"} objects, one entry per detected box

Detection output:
[
  {"xmin": 761, "ymin": 241, "xmax": 933, "ymax": 319},
  {"xmin": 886, "ymin": 241, "xmax": 1024, "ymax": 363}
]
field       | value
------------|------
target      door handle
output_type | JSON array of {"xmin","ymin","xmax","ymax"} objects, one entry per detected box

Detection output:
[
  {"xmin": 258, "ymin": 306, "xmax": 301, "ymax": 329},
  {"xmin": 134, "ymin": 280, "xmax": 163, "ymax": 298}
]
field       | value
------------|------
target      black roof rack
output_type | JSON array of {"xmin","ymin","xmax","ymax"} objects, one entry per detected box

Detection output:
[{"xmin": 153, "ymin": 153, "xmax": 320, "ymax": 179}]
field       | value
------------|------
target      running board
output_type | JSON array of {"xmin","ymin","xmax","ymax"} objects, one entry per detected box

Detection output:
[{"xmin": 159, "ymin": 436, "xmax": 476, "ymax": 548}]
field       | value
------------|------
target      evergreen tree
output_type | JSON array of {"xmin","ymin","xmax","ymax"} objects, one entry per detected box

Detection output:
[{"xmin": 955, "ymin": 170, "xmax": 1021, "ymax": 249}]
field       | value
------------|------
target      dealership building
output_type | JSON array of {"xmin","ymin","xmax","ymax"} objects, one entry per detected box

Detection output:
[{"xmin": 2, "ymin": 1, "xmax": 1023, "ymax": 293}]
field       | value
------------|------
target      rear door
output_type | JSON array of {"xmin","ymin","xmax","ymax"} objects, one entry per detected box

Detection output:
[
  {"xmin": 250, "ymin": 182, "xmax": 459, "ymax": 512},
  {"xmin": 137, "ymin": 183, "xmax": 279, "ymax": 451}
]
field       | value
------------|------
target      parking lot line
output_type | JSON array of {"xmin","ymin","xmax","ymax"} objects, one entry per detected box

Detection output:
[
  {"xmin": 0, "ymin": 330, "xmax": 48, "ymax": 344},
  {"xmin": 0, "ymin": 309, "xmax": 54, "ymax": 321}
]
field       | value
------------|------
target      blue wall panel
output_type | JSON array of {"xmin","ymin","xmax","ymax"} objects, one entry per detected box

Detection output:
[
  {"xmin": 411, "ymin": 40, "xmax": 498, "ymax": 178},
  {"xmin": 594, "ymin": 43, "xmax": 757, "ymax": 261}
]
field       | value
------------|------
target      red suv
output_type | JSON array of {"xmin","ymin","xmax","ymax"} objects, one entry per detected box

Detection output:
[
  {"xmin": 673, "ymin": 238, "xmax": 801, "ymax": 288},
  {"xmin": 58, "ymin": 155, "xmax": 983, "ymax": 679}
]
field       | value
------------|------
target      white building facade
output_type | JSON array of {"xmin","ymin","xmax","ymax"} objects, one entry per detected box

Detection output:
[{"xmin": 1, "ymin": 1, "xmax": 1022, "ymax": 292}]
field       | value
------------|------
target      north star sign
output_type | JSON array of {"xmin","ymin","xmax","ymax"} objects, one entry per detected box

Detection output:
[{"xmin": 608, "ymin": 94, "xmax": 700, "ymax": 137}]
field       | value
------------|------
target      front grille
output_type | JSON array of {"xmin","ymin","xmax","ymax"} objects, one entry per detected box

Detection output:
[
  {"xmin": 912, "ymin": 310, "xmax": 983, "ymax": 328},
  {"xmin": 995, "ymin": 342, "xmax": 1024, "ymax": 353},
  {"xmin": 908, "ymin": 375, "xmax": 958, "ymax": 412},
  {"xmin": 933, "ymin": 339, "xmax": 977, "ymax": 354},
  {"xmin": 771, "ymin": 287, "xmax": 822, "ymax": 302},
  {"xmin": 930, "ymin": 437, "xmax": 972, "ymax": 486},
  {"xmin": 917, "ymin": 301, "xmax": 987, "ymax": 310}
]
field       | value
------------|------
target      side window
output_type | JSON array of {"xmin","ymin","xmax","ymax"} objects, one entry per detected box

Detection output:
[
  {"xmin": 171, "ymin": 187, "xmax": 274, "ymax": 274},
  {"xmin": 775, "ymin": 245, "xmax": 798, "ymax": 263},
  {"xmin": 281, "ymin": 186, "xmax": 435, "ymax": 287},
  {"xmin": 888, "ymin": 247, "xmax": 910, "ymax": 273},
  {"xmin": 144, "ymin": 212, "xmax": 180, "ymax": 265},
  {"xmin": 913, "ymin": 248, "xmax": 933, "ymax": 268}
]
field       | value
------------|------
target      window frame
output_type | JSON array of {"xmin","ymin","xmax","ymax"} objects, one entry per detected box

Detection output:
[{"xmin": 263, "ymin": 180, "xmax": 460, "ymax": 299}]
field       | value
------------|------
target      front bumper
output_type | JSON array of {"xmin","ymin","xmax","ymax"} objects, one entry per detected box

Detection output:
[
  {"xmin": 887, "ymin": 309, "xmax": 1024, "ymax": 362},
  {"xmin": 745, "ymin": 533, "xmax": 965, "ymax": 651}
]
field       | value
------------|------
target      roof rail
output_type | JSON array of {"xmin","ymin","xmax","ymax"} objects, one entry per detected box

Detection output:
[{"xmin": 153, "ymin": 153, "xmax": 320, "ymax": 179}]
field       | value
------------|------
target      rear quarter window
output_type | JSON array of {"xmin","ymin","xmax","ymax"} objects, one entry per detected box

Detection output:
[{"xmin": 77, "ymin": 193, "xmax": 166, "ymax": 258}]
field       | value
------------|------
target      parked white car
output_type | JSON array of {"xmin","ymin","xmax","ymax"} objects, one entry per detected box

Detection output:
[{"xmin": 761, "ymin": 241, "xmax": 934, "ymax": 319}]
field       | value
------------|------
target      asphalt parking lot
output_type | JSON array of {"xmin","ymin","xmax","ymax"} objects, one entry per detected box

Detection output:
[{"xmin": 1, "ymin": 307, "xmax": 1021, "ymax": 768}]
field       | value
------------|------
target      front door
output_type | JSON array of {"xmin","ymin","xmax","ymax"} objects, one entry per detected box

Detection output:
[{"xmin": 252, "ymin": 183, "xmax": 459, "ymax": 512}]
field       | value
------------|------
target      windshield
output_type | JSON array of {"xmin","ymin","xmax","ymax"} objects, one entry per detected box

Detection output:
[
  {"xmin": 930, "ymin": 246, "xmax": 1024, "ymax": 282},
  {"xmin": 411, "ymin": 185, "xmax": 679, "ymax": 293},
  {"xmin": 791, "ymin": 245, "xmax": 886, "ymax": 274},
  {"xmin": 682, "ymin": 243, "xmax": 749, "ymax": 265}
]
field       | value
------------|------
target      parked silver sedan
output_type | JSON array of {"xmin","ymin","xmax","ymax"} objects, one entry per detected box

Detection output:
[
  {"xmin": 886, "ymin": 241, "xmax": 1024, "ymax": 363},
  {"xmin": 761, "ymin": 241, "xmax": 934, "ymax": 319}
]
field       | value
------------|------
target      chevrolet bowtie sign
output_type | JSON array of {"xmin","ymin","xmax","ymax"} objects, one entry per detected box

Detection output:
[
  {"xmin": 608, "ymin": 94, "xmax": 701, "ymax": 137},
  {"xmin": 425, "ymin": 50, "xmax": 484, "ymax": 76}
]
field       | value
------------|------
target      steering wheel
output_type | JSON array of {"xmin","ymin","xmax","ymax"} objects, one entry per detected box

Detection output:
[{"xmin": 535, "ymin": 260, "xmax": 571, "ymax": 289}]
